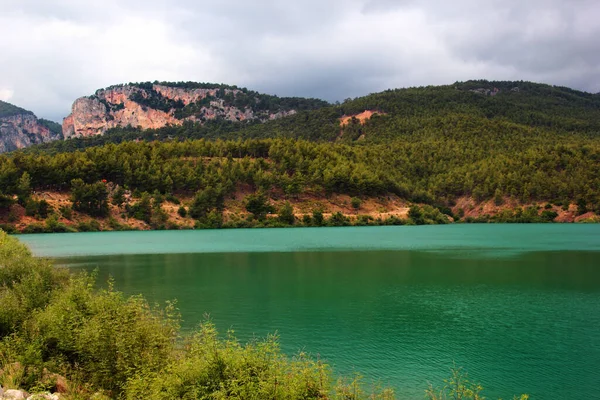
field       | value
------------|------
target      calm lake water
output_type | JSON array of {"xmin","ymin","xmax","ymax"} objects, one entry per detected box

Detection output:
[{"xmin": 18, "ymin": 225, "xmax": 600, "ymax": 399}]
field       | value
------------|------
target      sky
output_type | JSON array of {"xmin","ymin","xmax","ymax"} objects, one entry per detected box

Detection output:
[{"xmin": 1, "ymin": 0, "xmax": 599, "ymax": 122}]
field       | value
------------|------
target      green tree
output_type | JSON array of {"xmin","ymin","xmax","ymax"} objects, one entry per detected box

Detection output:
[
  {"xmin": 245, "ymin": 192, "xmax": 274, "ymax": 220},
  {"xmin": 16, "ymin": 172, "xmax": 31, "ymax": 204},
  {"xmin": 71, "ymin": 179, "xmax": 109, "ymax": 217},
  {"xmin": 278, "ymin": 202, "xmax": 295, "ymax": 225},
  {"xmin": 111, "ymin": 186, "xmax": 126, "ymax": 208}
]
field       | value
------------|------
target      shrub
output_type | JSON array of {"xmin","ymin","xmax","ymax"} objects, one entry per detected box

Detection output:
[
  {"xmin": 21, "ymin": 223, "xmax": 47, "ymax": 234},
  {"xmin": 312, "ymin": 209, "xmax": 324, "ymax": 226},
  {"xmin": 351, "ymin": 197, "xmax": 362, "ymax": 210},
  {"xmin": 76, "ymin": 220, "xmax": 102, "ymax": 232},
  {"xmin": 25, "ymin": 199, "xmax": 51, "ymax": 219},
  {"xmin": 59, "ymin": 205, "xmax": 73, "ymax": 220},
  {"xmin": 278, "ymin": 202, "xmax": 295, "ymax": 225},
  {"xmin": 165, "ymin": 194, "xmax": 180, "ymax": 205},
  {"xmin": 0, "ymin": 224, "xmax": 17, "ymax": 234},
  {"xmin": 177, "ymin": 206, "xmax": 187, "ymax": 218},
  {"xmin": 328, "ymin": 212, "xmax": 350, "ymax": 227}
]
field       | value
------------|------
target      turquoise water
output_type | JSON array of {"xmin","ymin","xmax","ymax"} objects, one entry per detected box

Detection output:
[{"xmin": 18, "ymin": 225, "xmax": 600, "ymax": 399}]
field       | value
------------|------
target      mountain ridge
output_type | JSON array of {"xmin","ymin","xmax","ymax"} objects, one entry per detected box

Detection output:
[
  {"xmin": 62, "ymin": 81, "xmax": 329, "ymax": 138},
  {"xmin": 0, "ymin": 100, "xmax": 62, "ymax": 153}
]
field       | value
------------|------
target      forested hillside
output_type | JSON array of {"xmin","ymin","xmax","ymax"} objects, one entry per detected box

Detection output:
[
  {"xmin": 0, "ymin": 100, "xmax": 34, "ymax": 118},
  {"xmin": 1, "ymin": 80, "xmax": 599, "ymax": 232}
]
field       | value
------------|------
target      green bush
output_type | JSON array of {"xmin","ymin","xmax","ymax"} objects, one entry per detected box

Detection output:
[
  {"xmin": 278, "ymin": 201, "xmax": 295, "ymax": 225},
  {"xmin": 76, "ymin": 220, "xmax": 102, "ymax": 232},
  {"xmin": 0, "ymin": 224, "xmax": 17, "ymax": 234},
  {"xmin": 351, "ymin": 197, "xmax": 362, "ymax": 210}
]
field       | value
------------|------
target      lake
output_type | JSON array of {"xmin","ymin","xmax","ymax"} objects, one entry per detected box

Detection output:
[{"xmin": 17, "ymin": 225, "xmax": 600, "ymax": 399}]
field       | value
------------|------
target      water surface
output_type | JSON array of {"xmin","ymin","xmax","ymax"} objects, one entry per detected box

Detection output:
[{"xmin": 18, "ymin": 225, "xmax": 600, "ymax": 399}]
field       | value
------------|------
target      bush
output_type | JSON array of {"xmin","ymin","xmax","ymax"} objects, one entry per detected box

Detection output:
[
  {"xmin": 21, "ymin": 223, "xmax": 47, "ymax": 234},
  {"xmin": 59, "ymin": 205, "xmax": 73, "ymax": 220},
  {"xmin": 312, "ymin": 209, "xmax": 324, "ymax": 226},
  {"xmin": 177, "ymin": 206, "xmax": 187, "ymax": 218},
  {"xmin": 76, "ymin": 220, "xmax": 102, "ymax": 232},
  {"xmin": 328, "ymin": 212, "xmax": 350, "ymax": 227},
  {"xmin": 408, "ymin": 205, "xmax": 449, "ymax": 225},
  {"xmin": 25, "ymin": 199, "xmax": 51, "ymax": 219},
  {"xmin": 278, "ymin": 202, "xmax": 295, "ymax": 225},
  {"xmin": 165, "ymin": 194, "xmax": 180, "ymax": 205},
  {"xmin": 44, "ymin": 215, "xmax": 74, "ymax": 233},
  {"xmin": 351, "ymin": 197, "xmax": 362, "ymax": 210}
]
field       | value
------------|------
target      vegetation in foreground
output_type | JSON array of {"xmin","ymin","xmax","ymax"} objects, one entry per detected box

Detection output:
[{"xmin": 0, "ymin": 231, "xmax": 527, "ymax": 399}]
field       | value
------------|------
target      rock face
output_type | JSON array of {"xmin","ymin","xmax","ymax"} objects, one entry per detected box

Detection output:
[
  {"xmin": 0, "ymin": 101, "xmax": 62, "ymax": 153},
  {"xmin": 62, "ymin": 82, "xmax": 322, "ymax": 138}
]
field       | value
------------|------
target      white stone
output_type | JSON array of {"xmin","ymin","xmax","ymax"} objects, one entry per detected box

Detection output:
[{"xmin": 2, "ymin": 389, "xmax": 26, "ymax": 400}]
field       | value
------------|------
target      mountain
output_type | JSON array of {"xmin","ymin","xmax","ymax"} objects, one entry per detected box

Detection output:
[
  {"xmin": 0, "ymin": 100, "xmax": 62, "ymax": 153},
  {"xmin": 3, "ymin": 79, "xmax": 599, "ymax": 233},
  {"xmin": 62, "ymin": 81, "xmax": 329, "ymax": 138}
]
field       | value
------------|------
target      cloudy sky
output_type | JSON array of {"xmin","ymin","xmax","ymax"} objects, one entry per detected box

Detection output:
[{"xmin": 1, "ymin": 0, "xmax": 599, "ymax": 121}]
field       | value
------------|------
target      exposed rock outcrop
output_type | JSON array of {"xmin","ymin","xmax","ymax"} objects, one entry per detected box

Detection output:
[
  {"xmin": 0, "ymin": 102, "xmax": 62, "ymax": 153},
  {"xmin": 62, "ymin": 82, "xmax": 315, "ymax": 138}
]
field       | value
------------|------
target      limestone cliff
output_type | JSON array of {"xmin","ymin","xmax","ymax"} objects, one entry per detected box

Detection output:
[
  {"xmin": 63, "ymin": 82, "xmax": 327, "ymax": 138},
  {"xmin": 0, "ymin": 100, "xmax": 62, "ymax": 153}
]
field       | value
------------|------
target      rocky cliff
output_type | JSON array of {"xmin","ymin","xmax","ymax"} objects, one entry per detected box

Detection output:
[
  {"xmin": 0, "ymin": 101, "xmax": 62, "ymax": 153},
  {"xmin": 63, "ymin": 82, "xmax": 328, "ymax": 138}
]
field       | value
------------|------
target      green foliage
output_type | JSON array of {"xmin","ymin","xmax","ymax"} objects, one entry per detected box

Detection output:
[
  {"xmin": 351, "ymin": 197, "xmax": 362, "ymax": 210},
  {"xmin": 111, "ymin": 186, "xmax": 126, "ymax": 208},
  {"xmin": 0, "ymin": 224, "xmax": 17, "ymax": 234},
  {"xmin": 70, "ymin": 179, "xmax": 109, "ymax": 217},
  {"xmin": 16, "ymin": 172, "xmax": 31, "ymax": 203},
  {"xmin": 38, "ymin": 119, "xmax": 63, "ymax": 139},
  {"xmin": 426, "ymin": 366, "xmax": 529, "ymax": 400},
  {"xmin": 8, "ymin": 79, "xmax": 600, "ymax": 222},
  {"xmin": 76, "ymin": 220, "xmax": 102, "ymax": 232},
  {"xmin": 278, "ymin": 201, "xmax": 295, "ymax": 225},
  {"xmin": 127, "ymin": 192, "xmax": 152, "ymax": 223},
  {"xmin": 189, "ymin": 187, "xmax": 224, "ymax": 220},
  {"xmin": 165, "ymin": 193, "xmax": 180, "ymax": 205},
  {"xmin": 245, "ymin": 192, "xmax": 274, "ymax": 220},
  {"xmin": 24, "ymin": 199, "xmax": 51, "ymax": 219},
  {"xmin": 44, "ymin": 215, "xmax": 74, "ymax": 233},
  {"xmin": 408, "ymin": 205, "xmax": 449, "ymax": 225},
  {"xmin": 328, "ymin": 212, "xmax": 350, "ymax": 227},
  {"xmin": 312, "ymin": 209, "xmax": 325, "ymax": 226},
  {"xmin": 0, "ymin": 100, "xmax": 33, "ymax": 118}
]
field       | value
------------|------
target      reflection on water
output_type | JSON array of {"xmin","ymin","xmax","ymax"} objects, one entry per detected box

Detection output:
[{"xmin": 55, "ymin": 249, "xmax": 600, "ymax": 400}]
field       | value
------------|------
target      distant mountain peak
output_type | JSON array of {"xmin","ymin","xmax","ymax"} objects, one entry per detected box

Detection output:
[
  {"xmin": 0, "ymin": 100, "xmax": 62, "ymax": 153},
  {"xmin": 63, "ymin": 82, "xmax": 329, "ymax": 138}
]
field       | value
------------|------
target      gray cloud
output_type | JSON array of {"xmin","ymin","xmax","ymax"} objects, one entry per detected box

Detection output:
[{"xmin": 0, "ymin": 0, "xmax": 599, "ymax": 122}]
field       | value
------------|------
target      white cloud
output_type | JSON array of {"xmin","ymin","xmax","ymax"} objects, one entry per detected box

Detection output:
[
  {"xmin": 0, "ymin": 0, "xmax": 599, "ymax": 121},
  {"xmin": 0, "ymin": 88, "xmax": 14, "ymax": 102}
]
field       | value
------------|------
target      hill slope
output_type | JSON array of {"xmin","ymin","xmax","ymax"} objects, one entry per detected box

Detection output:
[
  {"xmin": 0, "ymin": 100, "xmax": 62, "ymax": 153},
  {"xmin": 3, "ymin": 80, "xmax": 599, "ymax": 232},
  {"xmin": 62, "ymin": 81, "xmax": 329, "ymax": 138}
]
